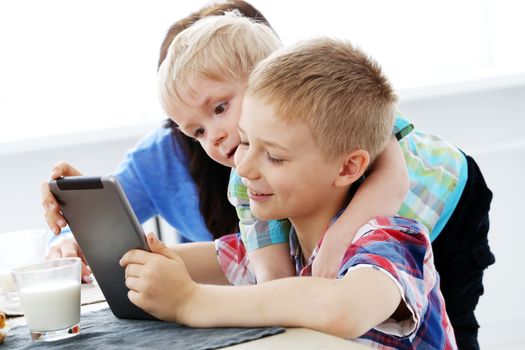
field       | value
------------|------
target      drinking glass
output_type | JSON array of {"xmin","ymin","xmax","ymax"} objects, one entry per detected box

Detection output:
[{"xmin": 11, "ymin": 258, "xmax": 81, "ymax": 341}]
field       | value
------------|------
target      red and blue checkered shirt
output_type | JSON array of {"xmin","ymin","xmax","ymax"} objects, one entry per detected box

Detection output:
[{"xmin": 215, "ymin": 216, "xmax": 457, "ymax": 349}]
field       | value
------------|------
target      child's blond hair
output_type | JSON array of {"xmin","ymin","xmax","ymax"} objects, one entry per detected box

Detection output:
[
  {"xmin": 247, "ymin": 38, "xmax": 397, "ymax": 163},
  {"xmin": 158, "ymin": 12, "xmax": 281, "ymax": 114}
]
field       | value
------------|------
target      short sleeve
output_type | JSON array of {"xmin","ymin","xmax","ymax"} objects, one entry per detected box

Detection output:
[
  {"xmin": 215, "ymin": 233, "xmax": 256, "ymax": 285},
  {"xmin": 228, "ymin": 170, "xmax": 290, "ymax": 251},
  {"xmin": 338, "ymin": 217, "xmax": 434, "ymax": 338}
]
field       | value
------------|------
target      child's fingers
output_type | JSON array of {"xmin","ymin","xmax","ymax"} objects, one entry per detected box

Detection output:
[
  {"xmin": 47, "ymin": 244, "xmax": 63, "ymax": 260},
  {"xmin": 124, "ymin": 263, "xmax": 146, "ymax": 278},
  {"xmin": 42, "ymin": 200, "xmax": 68, "ymax": 233},
  {"xmin": 59, "ymin": 241, "xmax": 81, "ymax": 259},
  {"xmin": 127, "ymin": 289, "xmax": 143, "ymax": 307},
  {"xmin": 47, "ymin": 239, "xmax": 92, "ymax": 281},
  {"xmin": 124, "ymin": 276, "xmax": 142, "ymax": 292},
  {"xmin": 146, "ymin": 232, "xmax": 177, "ymax": 259},
  {"xmin": 41, "ymin": 181, "xmax": 67, "ymax": 235},
  {"xmin": 40, "ymin": 180, "xmax": 59, "ymax": 211},
  {"xmin": 127, "ymin": 289, "xmax": 151, "ymax": 313},
  {"xmin": 74, "ymin": 246, "xmax": 92, "ymax": 281},
  {"xmin": 81, "ymin": 267, "xmax": 93, "ymax": 283},
  {"xmin": 50, "ymin": 161, "xmax": 82, "ymax": 179},
  {"xmin": 41, "ymin": 162, "xmax": 83, "ymax": 235},
  {"xmin": 44, "ymin": 210, "xmax": 67, "ymax": 235},
  {"xmin": 120, "ymin": 249, "xmax": 151, "ymax": 267},
  {"xmin": 46, "ymin": 221, "xmax": 61, "ymax": 236},
  {"xmin": 50, "ymin": 162, "xmax": 70, "ymax": 179},
  {"xmin": 47, "ymin": 239, "xmax": 79, "ymax": 260}
]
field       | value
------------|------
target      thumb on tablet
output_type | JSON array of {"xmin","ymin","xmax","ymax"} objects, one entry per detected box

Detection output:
[{"xmin": 146, "ymin": 232, "xmax": 177, "ymax": 259}]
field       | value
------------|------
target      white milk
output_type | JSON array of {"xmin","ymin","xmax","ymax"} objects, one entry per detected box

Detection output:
[{"xmin": 19, "ymin": 279, "xmax": 80, "ymax": 331}]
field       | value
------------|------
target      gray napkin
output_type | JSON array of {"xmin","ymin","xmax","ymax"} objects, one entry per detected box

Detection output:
[{"xmin": 2, "ymin": 308, "xmax": 284, "ymax": 349}]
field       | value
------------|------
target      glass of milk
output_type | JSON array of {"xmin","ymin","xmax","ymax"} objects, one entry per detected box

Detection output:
[
  {"xmin": 11, "ymin": 258, "xmax": 81, "ymax": 341},
  {"xmin": 0, "ymin": 229, "xmax": 47, "ymax": 300}
]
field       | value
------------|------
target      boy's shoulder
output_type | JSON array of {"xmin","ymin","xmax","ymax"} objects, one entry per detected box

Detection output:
[
  {"xmin": 356, "ymin": 216, "xmax": 427, "ymax": 239},
  {"xmin": 351, "ymin": 216, "xmax": 430, "ymax": 255},
  {"xmin": 338, "ymin": 216, "xmax": 432, "ymax": 280}
]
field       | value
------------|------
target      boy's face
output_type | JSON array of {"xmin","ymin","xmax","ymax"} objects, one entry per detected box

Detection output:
[
  {"xmin": 235, "ymin": 96, "xmax": 343, "ymax": 221},
  {"xmin": 166, "ymin": 74, "xmax": 245, "ymax": 167}
]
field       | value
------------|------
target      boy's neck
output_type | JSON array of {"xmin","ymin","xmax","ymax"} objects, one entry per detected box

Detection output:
[{"xmin": 289, "ymin": 188, "xmax": 350, "ymax": 261}]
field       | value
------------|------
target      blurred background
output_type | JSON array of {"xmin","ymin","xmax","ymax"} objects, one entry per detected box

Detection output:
[{"xmin": 1, "ymin": 1, "xmax": 523, "ymax": 348}]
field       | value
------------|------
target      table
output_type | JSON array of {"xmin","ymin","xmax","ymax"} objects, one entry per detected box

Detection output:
[{"xmin": 4, "ymin": 286, "xmax": 370, "ymax": 349}]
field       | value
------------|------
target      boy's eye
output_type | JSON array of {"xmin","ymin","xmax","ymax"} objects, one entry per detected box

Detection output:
[
  {"xmin": 214, "ymin": 101, "xmax": 229, "ymax": 115},
  {"xmin": 266, "ymin": 152, "xmax": 284, "ymax": 165},
  {"xmin": 193, "ymin": 128, "xmax": 205, "ymax": 139}
]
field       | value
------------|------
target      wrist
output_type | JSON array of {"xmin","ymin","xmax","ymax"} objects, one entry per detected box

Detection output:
[
  {"xmin": 325, "ymin": 224, "xmax": 356, "ymax": 246},
  {"xmin": 176, "ymin": 281, "xmax": 201, "ymax": 326}
]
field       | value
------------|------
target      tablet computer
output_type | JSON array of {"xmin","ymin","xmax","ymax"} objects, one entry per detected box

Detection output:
[{"xmin": 49, "ymin": 175, "xmax": 156, "ymax": 320}]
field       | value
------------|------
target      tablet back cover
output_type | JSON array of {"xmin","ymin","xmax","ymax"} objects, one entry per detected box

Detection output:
[{"xmin": 49, "ymin": 175, "xmax": 155, "ymax": 320}]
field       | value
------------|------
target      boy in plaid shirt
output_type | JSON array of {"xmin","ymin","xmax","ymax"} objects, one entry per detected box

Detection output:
[{"xmin": 121, "ymin": 37, "xmax": 457, "ymax": 349}]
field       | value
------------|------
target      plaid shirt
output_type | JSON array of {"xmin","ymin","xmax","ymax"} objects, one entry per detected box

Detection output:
[
  {"xmin": 228, "ymin": 112, "xmax": 468, "ymax": 251},
  {"xmin": 215, "ymin": 216, "xmax": 457, "ymax": 349}
]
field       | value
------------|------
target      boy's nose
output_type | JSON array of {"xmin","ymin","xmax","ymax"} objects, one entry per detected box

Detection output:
[{"xmin": 236, "ymin": 150, "xmax": 258, "ymax": 181}]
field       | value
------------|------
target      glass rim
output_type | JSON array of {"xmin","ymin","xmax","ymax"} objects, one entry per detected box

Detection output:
[{"xmin": 11, "ymin": 257, "xmax": 81, "ymax": 275}]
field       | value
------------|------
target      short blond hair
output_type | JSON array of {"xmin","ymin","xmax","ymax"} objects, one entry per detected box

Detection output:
[
  {"xmin": 247, "ymin": 38, "xmax": 397, "ymax": 163},
  {"xmin": 158, "ymin": 12, "xmax": 281, "ymax": 114}
]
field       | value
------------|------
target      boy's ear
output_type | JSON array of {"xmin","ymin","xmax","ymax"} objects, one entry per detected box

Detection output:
[{"xmin": 333, "ymin": 149, "xmax": 370, "ymax": 187}]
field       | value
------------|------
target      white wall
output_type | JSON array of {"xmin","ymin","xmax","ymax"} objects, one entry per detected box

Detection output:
[{"xmin": 0, "ymin": 83, "xmax": 523, "ymax": 348}]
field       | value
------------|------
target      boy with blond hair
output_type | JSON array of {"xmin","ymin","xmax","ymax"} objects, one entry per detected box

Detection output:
[{"xmin": 121, "ymin": 37, "xmax": 457, "ymax": 349}]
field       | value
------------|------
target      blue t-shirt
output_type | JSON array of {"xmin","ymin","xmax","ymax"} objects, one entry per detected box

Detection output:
[{"xmin": 113, "ymin": 126, "xmax": 213, "ymax": 242}]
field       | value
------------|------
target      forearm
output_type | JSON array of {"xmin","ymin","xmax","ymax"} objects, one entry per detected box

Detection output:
[
  {"xmin": 183, "ymin": 268, "xmax": 400, "ymax": 339},
  {"xmin": 364, "ymin": 137, "xmax": 409, "ymax": 214},
  {"xmin": 186, "ymin": 277, "xmax": 352, "ymax": 336}
]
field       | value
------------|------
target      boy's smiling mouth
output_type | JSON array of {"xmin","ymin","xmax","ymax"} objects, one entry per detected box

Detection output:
[{"xmin": 247, "ymin": 188, "xmax": 273, "ymax": 201}]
